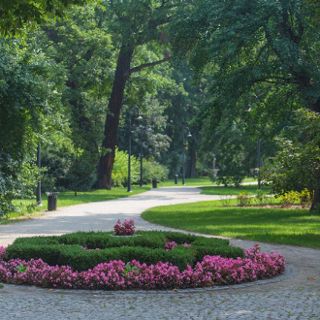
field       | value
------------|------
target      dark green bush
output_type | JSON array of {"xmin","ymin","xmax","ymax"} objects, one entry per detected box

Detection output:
[{"xmin": 6, "ymin": 231, "xmax": 243, "ymax": 271}]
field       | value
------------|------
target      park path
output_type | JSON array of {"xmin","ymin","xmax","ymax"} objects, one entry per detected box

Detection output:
[
  {"xmin": 0, "ymin": 187, "xmax": 224, "ymax": 246},
  {"xmin": 0, "ymin": 186, "xmax": 319, "ymax": 320}
]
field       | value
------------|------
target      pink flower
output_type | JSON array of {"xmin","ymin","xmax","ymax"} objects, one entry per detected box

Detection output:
[
  {"xmin": 0, "ymin": 244, "xmax": 285, "ymax": 290},
  {"xmin": 0, "ymin": 246, "xmax": 6, "ymax": 260},
  {"xmin": 164, "ymin": 241, "xmax": 177, "ymax": 251},
  {"xmin": 113, "ymin": 219, "xmax": 135, "ymax": 236}
]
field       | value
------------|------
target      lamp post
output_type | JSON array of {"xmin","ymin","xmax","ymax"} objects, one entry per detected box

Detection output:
[
  {"xmin": 36, "ymin": 142, "xmax": 42, "ymax": 205},
  {"xmin": 127, "ymin": 114, "xmax": 132, "ymax": 192},
  {"xmin": 182, "ymin": 130, "xmax": 192, "ymax": 185},
  {"xmin": 256, "ymin": 138, "xmax": 262, "ymax": 189},
  {"xmin": 136, "ymin": 116, "xmax": 144, "ymax": 187}
]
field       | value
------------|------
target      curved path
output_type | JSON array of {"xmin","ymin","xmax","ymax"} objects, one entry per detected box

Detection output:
[{"xmin": 0, "ymin": 187, "xmax": 319, "ymax": 320}]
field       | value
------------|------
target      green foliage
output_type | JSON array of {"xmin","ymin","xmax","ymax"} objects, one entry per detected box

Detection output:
[
  {"xmin": 237, "ymin": 192, "xmax": 252, "ymax": 207},
  {"xmin": 6, "ymin": 231, "xmax": 243, "ymax": 271},
  {"xmin": 142, "ymin": 159, "xmax": 168, "ymax": 182},
  {"xmin": 112, "ymin": 148, "xmax": 139, "ymax": 187},
  {"xmin": 0, "ymin": 0, "xmax": 87, "ymax": 35},
  {"xmin": 277, "ymin": 191, "xmax": 300, "ymax": 208},
  {"xmin": 262, "ymin": 109, "xmax": 320, "ymax": 209},
  {"xmin": 0, "ymin": 38, "xmax": 70, "ymax": 213},
  {"xmin": 276, "ymin": 190, "xmax": 312, "ymax": 208}
]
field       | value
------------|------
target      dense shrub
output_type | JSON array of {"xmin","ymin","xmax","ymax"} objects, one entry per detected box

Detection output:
[
  {"xmin": 276, "ymin": 190, "xmax": 313, "ymax": 208},
  {"xmin": 6, "ymin": 231, "xmax": 244, "ymax": 271},
  {"xmin": 142, "ymin": 159, "xmax": 168, "ymax": 183}
]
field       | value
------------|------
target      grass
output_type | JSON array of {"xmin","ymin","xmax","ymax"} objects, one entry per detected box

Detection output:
[
  {"xmin": 142, "ymin": 199, "xmax": 320, "ymax": 249},
  {"xmin": 159, "ymin": 176, "xmax": 213, "ymax": 187},
  {"xmin": 159, "ymin": 176, "xmax": 258, "ymax": 187},
  {"xmin": 1, "ymin": 186, "xmax": 150, "ymax": 224},
  {"xmin": 200, "ymin": 185, "xmax": 271, "ymax": 196}
]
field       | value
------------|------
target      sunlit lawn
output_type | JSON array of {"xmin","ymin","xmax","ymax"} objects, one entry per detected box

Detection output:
[
  {"xmin": 200, "ymin": 185, "xmax": 271, "ymax": 196},
  {"xmin": 159, "ymin": 176, "xmax": 258, "ymax": 187},
  {"xmin": 142, "ymin": 199, "xmax": 320, "ymax": 249},
  {"xmin": 2, "ymin": 186, "xmax": 150, "ymax": 224}
]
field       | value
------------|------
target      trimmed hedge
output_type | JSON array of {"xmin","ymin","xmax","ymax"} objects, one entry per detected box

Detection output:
[{"xmin": 6, "ymin": 231, "xmax": 244, "ymax": 271}]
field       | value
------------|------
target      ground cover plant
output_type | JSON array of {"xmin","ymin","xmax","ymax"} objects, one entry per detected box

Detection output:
[
  {"xmin": 142, "ymin": 199, "xmax": 320, "ymax": 249},
  {"xmin": 0, "ymin": 235, "xmax": 285, "ymax": 290}
]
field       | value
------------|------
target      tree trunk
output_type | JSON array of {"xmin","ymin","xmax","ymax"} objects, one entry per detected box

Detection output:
[
  {"xmin": 311, "ymin": 179, "xmax": 320, "ymax": 212},
  {"xmin": 96, "ymin": 43, "xmax": 134, "ymax": 189}
]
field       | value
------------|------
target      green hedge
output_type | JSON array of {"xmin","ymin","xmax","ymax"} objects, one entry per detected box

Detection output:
[{"xmin": 6, "ymin": 231, "xmax": 244, "ymax": 271}]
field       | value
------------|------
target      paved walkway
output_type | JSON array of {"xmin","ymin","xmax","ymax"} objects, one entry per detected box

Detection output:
[{"xmin": 0, "ymin": 187, "xmax": 319, "ymax": 320}]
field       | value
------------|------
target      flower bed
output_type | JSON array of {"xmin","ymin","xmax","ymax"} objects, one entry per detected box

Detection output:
[
  {"xmin": 0, "ymin": 229, "xmax": 285, "ymax": 290},
  {"xmin": 0, "ymin": 244, "xmax": 285, "ymax": 290},
  {"xmin": 5, "ymin": 231, "xmax": 244, "ymax": 271}
]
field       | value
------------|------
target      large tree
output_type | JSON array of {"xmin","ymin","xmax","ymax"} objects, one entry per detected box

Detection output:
[{"xmin": 96, "ymin": 0, "xmax": 184, "ymax": 189}]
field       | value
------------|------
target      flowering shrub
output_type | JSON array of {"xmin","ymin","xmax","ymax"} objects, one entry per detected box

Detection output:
[
  {"xmin": 113, "ymin": 219, "xmax": 135, "ymax": 236},
  {"xmin": 0, "ymin": 245, "xmax": 285, "ymax": 290},
  {"xmin": 164, "ymin": 241, "xmax": 177, "ymax": 251},
  {"xmin": 0, "ymin": 246, "xmax": 5, "ymax": 260}
]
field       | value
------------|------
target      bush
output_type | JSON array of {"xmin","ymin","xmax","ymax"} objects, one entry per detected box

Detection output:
[
  {"xmin": 254, "ymin": 189, "xmax": 268, "ymax": 205},
  {"xmin": 277, "ymin": 189, "xmax": 313, "ymax": 208},
  {"xmin": 237, "ymin": 192, "xmax": 251, "ymax": 207},
  {"xmin": 142, "ymin": 159, "xmax": 168, "ymax": 183},
  {"xmin": 277, "ymin": 191, "xmax": 300, "ymax": 207},
  {"xmin": 299, "ymin": 189, "xmax": 312, "ymax": 208},
  {"xmin": 6, "ymin": 231, "xmax": 244, "ymax": 271}
]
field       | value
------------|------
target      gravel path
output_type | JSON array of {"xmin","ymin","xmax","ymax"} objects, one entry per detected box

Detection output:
[{"xmin": 0, "ymin": 187, "xmax": 319, "ymax": 320}]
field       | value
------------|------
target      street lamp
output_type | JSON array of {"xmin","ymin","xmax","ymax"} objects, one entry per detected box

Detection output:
[
  {"xmin": 127, "ymin": 114, "xmax": 132, "ymax": 192},
  {"xmin": 127, "ymin": 111, "xmax": 144, "ymax": 192},
  {"xmin": 182, "ymin": 130, "xmax": 192, "ymax": 185},
  {"xmin": 256, "ymin": 138, "xmax": 262, "ymax": 189},
  {"xmin": 136, "ymin": 116, "xmax": 143, "ymax": 187},
  {"xmin": 36, "ymin": 142, "xmax": 42, "ymax": 205}
]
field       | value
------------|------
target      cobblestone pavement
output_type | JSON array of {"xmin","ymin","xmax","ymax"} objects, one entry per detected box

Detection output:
[{"xmin": 0, "ymin": 187, "xmax": 319, "ymax": 320}]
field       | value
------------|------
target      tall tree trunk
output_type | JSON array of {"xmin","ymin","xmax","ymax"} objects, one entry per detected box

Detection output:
[
  {"xmin": 311, "ymin": 178, "xmax": 320, "ymax": 212},
  {"xmin": 96, "ymin": 43, "xmax": 134, "ymax": 189}
]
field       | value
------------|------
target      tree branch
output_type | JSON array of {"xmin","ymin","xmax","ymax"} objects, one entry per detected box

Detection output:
[{"xmin": 129, "ymin": 56, "xmax": 171, "ymax": 74}]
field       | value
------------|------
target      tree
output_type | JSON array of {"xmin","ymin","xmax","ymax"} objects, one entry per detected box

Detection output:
[
  {"xmin": 41, "ymin": 4, "xmax": 114, "ymax": 190},
  {"xmin": 96, "ymin": 0, "xmax": 183, "ymax": 189},
  {"xmin": 173, "ymin": 0, "xmax": 320, "ymax": 112},
  {"xmin": 0, "ymin": 0, "xmax": 86, "ymax": 35},
  {"xmin": 263, "ymin": 109, "xmax": 320, "ymax": 211},
  {"xmin": 0, "ymin": 38, "xmax": 70, "ymax": 212}
]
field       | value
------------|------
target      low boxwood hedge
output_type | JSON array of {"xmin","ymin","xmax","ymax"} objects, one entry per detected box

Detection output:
[{"xmin": 6, "ymin": 231, "xmax": 244, "ymax": 271}]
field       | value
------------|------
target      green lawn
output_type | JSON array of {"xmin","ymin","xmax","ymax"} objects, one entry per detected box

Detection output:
[
  {"xmin": 2, "ymin": 186, "xmax": 149, "ymax": 224},
  {"xmin": 200, "ymin": 185, "xmax": 271, "ymax": 195},
  {"xmin": 159, "ymin": 176, "xmax": 213, "ymax": 187},
  {"xmin": 142, "ymin": 199, "xmax": 320, "ymax": 249},
  {"xmin": 159, "ymin": 176, "xmax": 258, "ymax": 187}
]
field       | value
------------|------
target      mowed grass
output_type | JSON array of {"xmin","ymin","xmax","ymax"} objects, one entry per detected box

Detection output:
[
  {"xmin": 142, "ymin": 200, "xmax": 320, "ymax": 249},
  {"xmin": 200, "ymin": 185, "xmax": 271, "ymax": 195},
  {"xmin": 2, "ymin": 186, "xmax": 150, "ymax": 224},
  {"xmin": 159, "ymin": 176, "xmax": 258, "ymax": 187},
  {"xmin": 159, "ymin": 176, "xmax": 213, "ymax": 187}
]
